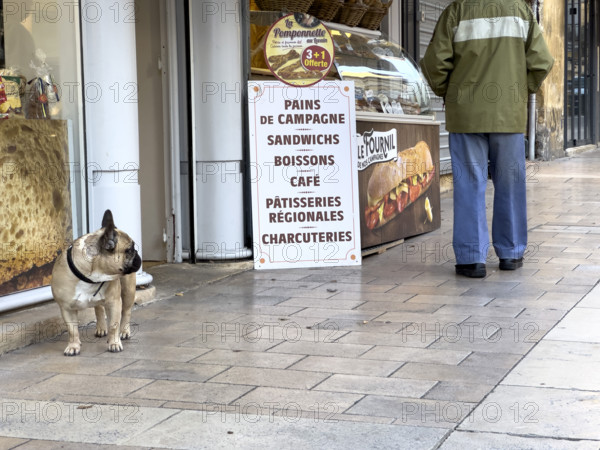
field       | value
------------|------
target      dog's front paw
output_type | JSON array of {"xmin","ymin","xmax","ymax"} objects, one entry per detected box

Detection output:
[
  {"xmin": 108, "ymin": 340, "xmax": 123, "ymax": 353},
  {"xmin": 120, "ymin": 324, "xmax": 131, "ymax": 340},
  {"xmin": 95, "ymin": 326, "xmax": 108, "ymax": 338},
  {"xmin": 64, "ymin": 343, "xmax": 81, "ymax": 356}
]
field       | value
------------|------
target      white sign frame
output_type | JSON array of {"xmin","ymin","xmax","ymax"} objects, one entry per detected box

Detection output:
[{"xmin": 248, "ymin": 80, "xmax": 362, "ymax": 269}]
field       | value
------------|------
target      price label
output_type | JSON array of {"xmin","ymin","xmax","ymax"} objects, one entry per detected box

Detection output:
[{"xmin": 302, "ymin": 45, "xmax": 332, "ymax": 72}]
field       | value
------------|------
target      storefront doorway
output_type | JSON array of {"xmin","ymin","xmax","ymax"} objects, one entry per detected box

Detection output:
[{"xmin": 565, "ymin": 0, "xmax": 597, "ymax": 147}]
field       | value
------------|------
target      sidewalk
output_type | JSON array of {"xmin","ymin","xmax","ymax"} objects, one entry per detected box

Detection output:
[{"xmin": 0, "ymin": 149, "xmax": 600, "ymax": 449}]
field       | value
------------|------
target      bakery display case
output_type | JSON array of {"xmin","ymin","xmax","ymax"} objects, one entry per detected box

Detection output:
[
  {"xmin": 324, "ymin": 25, "xmax": 440, "ymax": 250},
  {"xmin": 249, "ymin": 14, "xmax": 440, "ymax": 251},
  {"xmin": 329, "ymin": 25, "xmax": 432, "ymax": 116}
]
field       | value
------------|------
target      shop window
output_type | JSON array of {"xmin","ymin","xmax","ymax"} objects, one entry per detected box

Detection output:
[{"xmin": 0, "ymin": 0, "xmax": 85, "ymax": 297}]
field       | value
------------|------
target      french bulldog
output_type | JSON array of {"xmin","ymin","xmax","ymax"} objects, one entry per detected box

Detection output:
[{"xmin": 51, "ymin": 209, "xmax": 142, "ymax": 356}]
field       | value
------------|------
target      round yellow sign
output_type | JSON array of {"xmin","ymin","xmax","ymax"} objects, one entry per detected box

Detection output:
[{"xmin": 264, "ymin": 13, "xmax": 335, "ymax": 87}]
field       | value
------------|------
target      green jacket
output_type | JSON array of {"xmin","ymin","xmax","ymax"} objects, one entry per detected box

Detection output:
[{"xmin": 420, "ymin": 0, "xmax": 554, "ymax": 133}]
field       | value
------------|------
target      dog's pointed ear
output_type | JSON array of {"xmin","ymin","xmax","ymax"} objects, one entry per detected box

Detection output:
[
  {"xmin": 100, "ymin": 210, "xmax": 117, "ymax": 251},
  {"xmin": 101, "ymin": 209, "xmax": 114, "ymax": 228}
]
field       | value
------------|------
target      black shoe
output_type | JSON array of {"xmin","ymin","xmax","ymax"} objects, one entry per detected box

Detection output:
[
  {"xmin": 455, "ymin": 263, "xmax": 486, "ymax": 278},
  {"xmin": 499, "ymin": 258, "xmax": 523, "ymax": 270}
]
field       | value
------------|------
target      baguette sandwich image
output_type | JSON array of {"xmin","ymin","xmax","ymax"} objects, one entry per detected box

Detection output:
[{"xmin": 364, "ymin": 141, "xmax": 435, "ymax": 230}]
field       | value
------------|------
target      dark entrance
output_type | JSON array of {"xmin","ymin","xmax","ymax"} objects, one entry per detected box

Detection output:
[{"xmin": 565, "ymin": 0, "xmax": 596, "ymax": 147}]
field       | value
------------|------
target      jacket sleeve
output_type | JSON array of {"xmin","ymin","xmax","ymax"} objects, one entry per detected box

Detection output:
[
  {"xmin": 419, "ymin": 7, "xmax": 455, "ymax": 99},
  {"xmin": 526, "ymin": 20, "xmax": 554, "ymax": 93}
]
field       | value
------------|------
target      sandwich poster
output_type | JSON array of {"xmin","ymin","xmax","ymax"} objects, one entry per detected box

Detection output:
[
  {"xmin": 357, "ymin": 121, "xmax": 441, "ymax": 249},
  {"xmin": 248, "ymin": 80, "xmax": 362, "ymax": 269}
]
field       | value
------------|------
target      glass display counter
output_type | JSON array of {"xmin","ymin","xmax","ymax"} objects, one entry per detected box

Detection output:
[
  {"xmin": 249, "ymin": 14, "xmax": 441, "ymax": 251},
  {"xmin": 328, "ymin": 24, "xmax": 432, "ymax": 116}
]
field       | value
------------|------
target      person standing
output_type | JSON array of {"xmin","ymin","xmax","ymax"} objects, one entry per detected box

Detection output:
[{"xmin": 420, "ymin": 0, "xmax": 554, "ymax": 278}]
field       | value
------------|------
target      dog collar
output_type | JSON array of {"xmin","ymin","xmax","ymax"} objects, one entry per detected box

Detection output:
[
  {"xmin": 67, "ymin": 246, "xmax": 97, "ymax": 284},
  {"xmin": 66, "ymin": 246, "xmax": 105, "ymax": 297}
]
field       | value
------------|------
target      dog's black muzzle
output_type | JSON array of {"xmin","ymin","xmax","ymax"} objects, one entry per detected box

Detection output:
[{"xmin": 123, "ymin": 252, "xmax": 142, "ymax": 275}]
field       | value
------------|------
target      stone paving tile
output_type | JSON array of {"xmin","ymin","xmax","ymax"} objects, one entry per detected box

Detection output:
[
  {"xmin": 360, "ymin": 346, "xmax": 470, "ymax": 365},
  {"xmin": 312, "ymin": 317, "xmax": 405, "ymax": 333},
  {"xmin": 130, "ymin": 309, "xmax": 242, "ymax": 325},
  {"xmin": 544, "ymin": 307, "xmax": 600, "ymax": 342},
  {"xmin": 257, "ymin": 287, "xmax": 340, "ymax": 299},
  {"xmin": 3, "ymin": 338, "xmax": 107, "ymax": 359},
  {"xmin": 429, "ymin": 336, "xmax": 536, "ymax": 355},
  {"xmin": 236, "ymin": 386, "xmax": 363, "ymax": 412},
  {"xmin": 501, "ymin": 340, "xmax": 600, "ymax": 390},
  {"xmin": 488, "ymin": 295, "xmax": 580, "ymax": 311},
  {"xmin": 224, "ymin": 314, "xmax": 328, "ymax": 333},
  {"xmin": 458, "ymin": 385, "xmax": 600, "ymax": 440},
  {"xmin": 391, "ymin": 362, "xmax": 508, "ymax": 386},
  {"xmin": 298, "ymin": 274, "xmax": 379, "ymax": 284},
  {"xmin": 196, "ymin": 304, "xmax": 305, "ymax": 316},
  {"xmin": 376, "ymin": 311, "xmax": 471, "ymax": 324},
  {"xmin": 178, "ymin": 336, "xmax": 284, "ymax": 352},
  {"xmin": 313, "ymin": 282, "xmax": 398, "ymax": 293},
  {"xmin": 458, "ymin": 317, "xmax": 553, "ymax": 343},
  {"xmin": 15, "ymin": 441, "xmax": 149, "ymax": 449},
  {"xmin": 0, "ymin": 437, "xmax": 28, "ymax": 448},
  {"xmin": 502, "ymin": 353, "xmax": 600, "ymax": 391},
  {"xmin": 339, "ymin": 329, "xmax": 442, "ymax": 349},
  {"xmin": 277, "ymin": 298, "xmax": 365, "ymax": 310},
  {"xmin": 405, "ymin": 294, "xmax": 493, "ymax": 306},
  {"xmin": 120, "ymin": 329, "xmax": 202, "ymax": 347},
  {"xmin": 110, "ymin": 360, "xmax": 229, "ymax": 383},
  {"xmin": 439, "ymin": 431, "xmax": 600, "ymax": 449},
  {"xmin": 20, "ymin": 374, "xmax": 154, "ymax": 399},
  {"xmin": 326, "ymin": 290, "xmax": 415, "ymax": 302},
  {"xmin": 577, "ymin": 290, "xmax": 600, "ymax": 308},
  {"xmin": 289, "ymin": 307, "xmax": 385, "ymax": 321},
  {"xmin": 191, "ymin": 349, "xmax": 304, "ymax": 369},
  {"xmin": 423, "ymin": 381, "xmax": 494, "ymax": 403},
  {"xmin": 189, "ymin": 293, "xmax": 291, "ymax": 307},
  {"xmin": 11, "ymin": 354, "xmax": 134, "ymax": 376},
  {"xmin": 273, "ymin": 410, "xmax": 395, "ymax": 424},
  {"xmin": 128, "ymin": 379, "xmax": 253, "ymax": 404},
  {"xmin": 0, "ymin": 399, "xmax": 175, "ymax": 445},
  {"xmin": 459, "ymin": 352, "xmax": 523, "ymax": 369},
  {"xmin": 124, "ymin": 410, "xmax": 447, "ymax": 450},
  {"xmin": 209, "ymin": 366, "xmax": 329, "ymax": 389},
  {"xmin": 386, "ymin": 283, "xmax": 472, "ymax": 296},
  {"xmin": 289, "ymin": 355, "xmax": 401, "ymax": 377},
  {"xmin": 0, "ymin": 370, "xmax": 59, "ymax": 395},
  {"xmin": 314, "ymin": 374, "xmax": 436, "ymax": 398},
  {"xmin": 347, "ymin": 395, "xmax": 474, "ymax": 429},
  {"xmin": 267, "ymin": 340, "xmax": 372, "ymax": 358},
  {"xmin": 516, "ymin": 307, "xmax": 569, "ymax": 321},
  {"xmin": 255, "ymin": 323, "xmax": 350, "ymax": 344},
  {"xmin": 433, "ymin": 304, "xmax": 524, "ymax": 318},
  {"xmin": 95, "ymin": 345, "xmax": 211, "ymax": 363},
  {"xmin": 33, "ymin": 394, "xmax": 164, "ymax": 408},
  {"xmin": 354, "ymin": 301, "xmax": 441, "ymax": 313}
]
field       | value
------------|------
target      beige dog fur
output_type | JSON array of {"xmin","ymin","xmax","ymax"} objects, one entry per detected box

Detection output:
[{"xmin": 51, "ymin": 210, "xmax": 141, "ymax": 356}]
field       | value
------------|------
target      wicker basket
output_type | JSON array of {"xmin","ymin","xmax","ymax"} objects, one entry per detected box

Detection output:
[
  {"xmin": 255, "ymin": 0, "xmax": 315, "ymax": 13},
  {"xmin": 334, "ymin": 0, "xmax": 368, "ymax": 27},
  {"xmin": 359, "ymin": 0, "xmax": 393, "ymax": 30},
  {"xmin": 308, "ymin": 0, "xmax": 344, "ymax": 22}
]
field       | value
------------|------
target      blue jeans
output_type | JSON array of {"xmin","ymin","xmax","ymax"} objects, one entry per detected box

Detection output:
[{"xmin": 449, "ymin": 133, "xmax": 527, "ymax": 264}]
